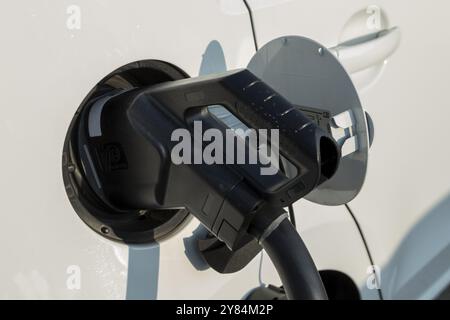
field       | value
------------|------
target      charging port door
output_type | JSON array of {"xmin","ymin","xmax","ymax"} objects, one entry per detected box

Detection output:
[{"xmin": 248, "ymin": 36, "xmax": 370, "ymax": 205}]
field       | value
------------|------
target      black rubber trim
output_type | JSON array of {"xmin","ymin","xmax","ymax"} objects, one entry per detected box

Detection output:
[{"xmin": 62, "ymin": 60, "xmax": 192, "ymax": 244}]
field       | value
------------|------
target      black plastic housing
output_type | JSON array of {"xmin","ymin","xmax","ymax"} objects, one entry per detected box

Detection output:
[{"xmin": 77, "ymin": 69, "xmax": 339, "ymax": 249}]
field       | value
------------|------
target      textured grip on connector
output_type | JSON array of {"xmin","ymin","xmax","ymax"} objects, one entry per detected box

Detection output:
[{"xmin": 221, "ymin": 70, "xmax": 339, "ymax": 205}]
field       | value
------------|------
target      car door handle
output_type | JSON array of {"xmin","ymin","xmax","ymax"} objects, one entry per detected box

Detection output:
[{"xmin": 329, "ymin": 27, "xmax": 401, "ymax": 74}]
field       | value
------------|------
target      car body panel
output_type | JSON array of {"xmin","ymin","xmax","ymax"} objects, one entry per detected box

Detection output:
[
  {"xmin": 0, "ymin": 0, "xmax": 259, "ymax": 299},
  {"xmin": 1, "ymin": 0, "xmax": 447, "ymax": 300},
  {"xmin": 246, "ymin": 0, "xmax": 450, "ymax": 299}
]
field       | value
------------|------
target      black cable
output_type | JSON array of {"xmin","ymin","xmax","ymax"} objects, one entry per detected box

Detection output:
[
  {"xmin": 258, "ymin": 217, "xmax": 328, "ymax": 300},
  {"xmin": 238, "ymin": 7, "xmax": 314, "ymax": 295},
  {"xmin": 345, "ymin": 204, "xmax": 384, "ymax": 300},
  {"xmin": 243, "ymin": 0, "xmax": 259, "ymax": 51}
]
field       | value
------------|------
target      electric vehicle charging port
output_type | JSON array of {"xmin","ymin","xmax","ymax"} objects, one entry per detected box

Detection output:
[
  {"xmin": 60, "ymin": 35, "xmax": 369, "ymax": 300},
  {"xmin": 62, "ymin": 60, "xmax": 191, "ymax": 244}
]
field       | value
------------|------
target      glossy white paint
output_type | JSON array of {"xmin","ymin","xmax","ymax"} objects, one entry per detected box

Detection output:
[
  {"xmin": 261, "ymin": 200, "xmax": 379, "ymax": 299},
  {"xmin": 0, "ymin": 0, "xmax": 258, "ymax": 299},
  {"xmin": 247, "ymin": 0, "xmax": 450, "ymax": 299},
  {"xmin": 348, "ymin": 1, "xmax": 450, "ymax": 299},
  {"xmin": 1, "ymin": 0, "xmax": 447, "ymax": 300}
]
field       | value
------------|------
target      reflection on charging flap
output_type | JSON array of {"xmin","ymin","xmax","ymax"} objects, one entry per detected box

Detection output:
[{"xmin": 248, "ymin": 36, "xmax": 370, "ymax": 205}]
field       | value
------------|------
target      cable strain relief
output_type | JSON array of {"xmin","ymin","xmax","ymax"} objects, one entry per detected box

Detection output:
[{"xmin": 247, "ymin": 205, "xmax": 288, "ymax": 243}]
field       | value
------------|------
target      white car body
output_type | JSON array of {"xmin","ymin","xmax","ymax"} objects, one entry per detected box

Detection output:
[{"xmin": 1, "ymin": 0, "xmax": 449, "ymax": 300}]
